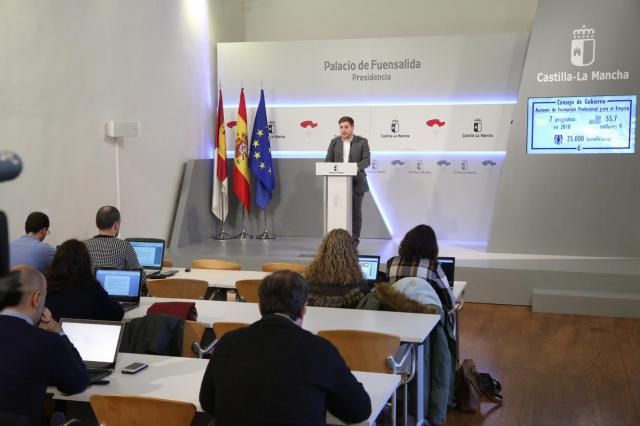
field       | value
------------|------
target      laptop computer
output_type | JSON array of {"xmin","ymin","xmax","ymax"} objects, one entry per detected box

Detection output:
[
  {"xmin": 358, "ymin": 255, "xmax": 381, "ymax": 285},
  {"xmin": 437, "ymin": 257, "xmax": 455, "ymax": 288},
  {"xmin": 95, "ymin": 267, "xmax": 143, "ymax": 312},
  {"xmin": 126, "ymin": 238, "xmax": 176, "ymax": 278},
  {"xmin": 60, "ymin": 318, "xmax": 124, "ymax": 383}
]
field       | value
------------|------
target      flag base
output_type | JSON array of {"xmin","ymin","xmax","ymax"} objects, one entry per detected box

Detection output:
[
  {"xmin": 212, "ymin": 230, "xmax": 234, "ymax": 240},
  {"xmin": 234, "ymin": 230, "xmax": 253, "ymax": 240},
  {"xmin": 255, "ymin": 230, "xmax": 276, "ymax": 240}
]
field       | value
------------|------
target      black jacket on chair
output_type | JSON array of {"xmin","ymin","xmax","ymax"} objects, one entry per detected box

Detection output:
[
  {"xmin": 199, "ymin": 314, "xmax": 372, "ymax": 425},
  {"xmin": 325, "ymin": 135, "xmax": 371, "ymax": 194}
]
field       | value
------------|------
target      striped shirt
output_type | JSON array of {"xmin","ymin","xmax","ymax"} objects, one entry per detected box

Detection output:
[
  {"xmin": 84, "ymin": 235, "xmax": 146, "ymax": 282},
  {"xmin": 386, "ymin": 256, "xmax": 455, "ymax": 310}
]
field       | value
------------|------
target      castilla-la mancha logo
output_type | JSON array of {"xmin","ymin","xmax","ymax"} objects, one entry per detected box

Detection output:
[{"xmin": 571, "ymin": 25, "xmax": 595, "ymax": 67}]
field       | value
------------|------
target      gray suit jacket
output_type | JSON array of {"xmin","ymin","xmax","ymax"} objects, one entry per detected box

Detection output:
[{"xmin": 325, "ymin": 135, "xmax": 370, "ymax": 194}]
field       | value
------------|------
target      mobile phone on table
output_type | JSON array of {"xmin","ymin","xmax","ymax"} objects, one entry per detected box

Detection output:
[{"xmin": 121, "ymin": 362, "xmax": 148, "ymax": 374}]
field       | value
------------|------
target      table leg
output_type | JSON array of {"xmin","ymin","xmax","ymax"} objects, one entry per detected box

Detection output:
[{"xmin": 415, "ymin": 342, "xmax": 425, "ymax": 425}]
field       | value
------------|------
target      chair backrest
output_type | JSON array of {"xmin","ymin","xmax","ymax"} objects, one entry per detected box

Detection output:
[
  {"xmin": 192, "ymin": 258, "xmax": 241, "ymax": 270},
  {"xmin": 147, "ymin": 279, "xmax": 208, "ymax": 299},
  {"xmin": 261, "ymin": 262, "xmax": 306, "ymax": 274},
  {"xmin": 235, "ymin": 279, "xmax": 262, "ymax": 303},
  {"xmin": 212, "ymin": 321, "xmax": 249, "ymax": 340},
  {"xmin": 162, "ymin": 259, "xmax": 174, "ymax": 267},
  {"xmin": 317, "ymin": 330, "xmax": 401, "ymax": 373},
  {"xmin": 182, "ymin": 320, "xmax": 205, "ymax": 358},
  {"xmin": 90, "ymin": 394, "xmax": 196, "ymax": 426}
]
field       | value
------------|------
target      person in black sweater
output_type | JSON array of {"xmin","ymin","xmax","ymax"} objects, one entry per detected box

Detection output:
[
  {"xmin": 0, "ymin": 265, "xmax": 89, "ymax": 425},
  {"xmin": 199, "ymin": 270, "xmax": 372, "ymax": 425},
  {"xmin": 45, "ymin": 239, "xmax": 123, "ymax": 321}
]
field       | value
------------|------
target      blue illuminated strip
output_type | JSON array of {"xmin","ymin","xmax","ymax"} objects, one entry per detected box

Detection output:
[
  {"xmin": 367, "ymin": 181, "xmax": 394, "ymax": 236},
  {"xmin": 223, "ymin": 99, "xmax": 517, "ymax": 109},
  {"xmin": 227, "ymin": 151, "xmax": 507, "ymax": 158}
]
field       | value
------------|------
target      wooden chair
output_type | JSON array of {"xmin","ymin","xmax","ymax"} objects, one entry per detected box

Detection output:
[
  {"xmin": 191, "ymin": 258, "xmax": 241, "ymax": 270},
  {"xmin": 261, "ymin": 262, "xmax": 306, "ymax": 274},
  {"xmin": 90, "ymin": 394, "xmax": 196, "ymax": 426},
  {"xmin": 235, "ymin": 279, "xmax": 261, "ymax": 303},
  {"xmin": 318, "ymin": 330, "xmax": 404, "ymax": 425},
  {"xmin": 191, "ymin": 321, "xmax": 250, "ymax": 358},
  {"xmin": 212, "ymin": 321, "xmax": 249, "ymax": 340},
  {"xmin": 182, "ymin": 320, "xmax": 205, "ymax": 358},
  {"xmin": 162, "ymin": 259, "xmax": 174, "ymax": 267},
  {"xmin": 146, "ymin": 278, "xmax": 208, "ymax": 299}
]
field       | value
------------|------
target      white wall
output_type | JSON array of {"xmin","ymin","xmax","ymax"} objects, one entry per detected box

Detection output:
[
  {"xmin": 242, "ymin": 0, "xmax": 538, "ymax": 41},
  {"xmin": 0, "ymin": 0, "xmax": 212, "ymax": 244}
]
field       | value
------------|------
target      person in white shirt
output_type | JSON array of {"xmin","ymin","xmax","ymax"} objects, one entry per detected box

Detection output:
[{"xmin": 324, "ymin": 116, "xmax": 371, "ymax": 245}]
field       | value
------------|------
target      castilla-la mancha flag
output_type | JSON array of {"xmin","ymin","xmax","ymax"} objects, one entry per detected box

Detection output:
[
  {"xmin": 211, "ymin": 89, "xmax": 228, "ymax": 220},
  {"xmin": 232, "ymin": 88, "xmax": 251, "ymax": 212}
]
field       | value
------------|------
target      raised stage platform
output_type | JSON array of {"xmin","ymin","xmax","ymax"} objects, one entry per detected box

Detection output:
[{"xmin": 166, "ymin": 237, "xmax": 640, "ymax": 319}]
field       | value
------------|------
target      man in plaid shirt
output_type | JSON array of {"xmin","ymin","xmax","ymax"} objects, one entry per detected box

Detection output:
[{"xmin": 84, "ymin": 206, "xmax": 146, "ymax": 284}]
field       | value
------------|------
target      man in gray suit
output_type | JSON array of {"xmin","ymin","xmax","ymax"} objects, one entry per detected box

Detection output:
[{"xmin": 325, "ymin": 116, "xmax": 370, "ymax": 244}]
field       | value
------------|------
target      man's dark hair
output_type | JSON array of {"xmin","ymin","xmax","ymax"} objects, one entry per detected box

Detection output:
[
  {"xmin": 25, "ymin": 212, "xmax": 50, "ymax": 234},
  {"xmin": 398, "ymin": 224, "xmax": 439, "ymax": 262},
  {"xmin": 258, "ymin": 270, "xmax": 309, "ymax": 321},
  {"xmin": 96, "ymin": 206, "xmax": 120, "ymax": 230},
  {"xmin": 338, "ymin": 116, "xmax": 354, "ymax": 126}
]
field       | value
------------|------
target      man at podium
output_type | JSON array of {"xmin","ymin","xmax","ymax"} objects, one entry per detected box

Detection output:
[{"xmin": 325, "ymin": 116, "xmax": 370, "ymax": 244}]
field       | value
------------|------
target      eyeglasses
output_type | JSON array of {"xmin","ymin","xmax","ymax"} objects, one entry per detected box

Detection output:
[{"xmin": 46, "ymin": 229, "xmax": 51, "ymax": 236}]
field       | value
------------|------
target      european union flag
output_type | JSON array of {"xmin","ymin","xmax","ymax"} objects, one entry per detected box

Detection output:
[{"xmin": 249, "ymin": 90, "xmax": 275, "ymax": 209}]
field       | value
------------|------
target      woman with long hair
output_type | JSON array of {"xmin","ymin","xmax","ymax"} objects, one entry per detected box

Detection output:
[
  {"xmin": 305, "ymin": 229, "xmax": 369, "ymax": 308},
  {"xmin": 45, "ymin": 239, "xmax": 123, "ymax": 321},
  {"xmin": 386, "ymin": 224, "xmax": 454, "ymax": 310}
]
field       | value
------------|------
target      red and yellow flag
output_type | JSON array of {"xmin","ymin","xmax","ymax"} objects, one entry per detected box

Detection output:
[
  {"xmin": 232, "ymin": 88, "xmax": 251, "ymax": 211},
  {"xmin": 212, "ymin": 89, "xmax": 228, "ymax": 220}
]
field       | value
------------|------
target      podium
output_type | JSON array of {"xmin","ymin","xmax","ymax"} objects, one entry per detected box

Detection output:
[{"xmin": 316, "ymin": 162, "xmax": 357, "ymax": 235}]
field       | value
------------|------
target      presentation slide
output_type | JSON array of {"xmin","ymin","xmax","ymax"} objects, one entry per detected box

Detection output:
[
  {"xmin": 527, "ymin": 95, "xmax": 637, "ymax": 154},
  {"xmin": 62, "ymin": 323, "xmax": 121, "ymax": 363},
  {"xmin": 103, "ymin": 274, "xmax": 132, "ymax": 296}
]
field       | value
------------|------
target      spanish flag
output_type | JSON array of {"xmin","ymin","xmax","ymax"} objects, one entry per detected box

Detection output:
[{"xmin": 232, "ymin": 88, "xmax": 251, "ymax": 212}]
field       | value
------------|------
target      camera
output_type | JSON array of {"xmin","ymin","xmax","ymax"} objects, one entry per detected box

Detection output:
[{"xmin": 0, "ymin": 151, "xmax": 24, "ymax": 310}]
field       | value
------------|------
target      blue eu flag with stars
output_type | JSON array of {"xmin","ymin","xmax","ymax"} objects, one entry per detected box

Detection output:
[{"xmin": 249, "ymin": 89, "xmax": 275, "ymax": 209}]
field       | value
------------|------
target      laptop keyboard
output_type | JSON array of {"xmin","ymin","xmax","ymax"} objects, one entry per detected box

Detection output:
[{"xmin": 88, "ymin": 368, "xmax": 112, "ymax": 383}]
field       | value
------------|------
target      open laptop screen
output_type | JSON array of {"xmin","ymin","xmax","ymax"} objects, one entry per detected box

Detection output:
[
  {"xmin": 358, "ymin": 255, "xmax": 380, "ymax": 282},
  {"xmin": 60, "ymin": 319, "xmax": 123, "ymax": 367},
  {"xmin": 95, "ymin": 268, "xmax": 142, "ymax": 299},
  {"xmin": 127, "ymin": 239, "xmax": 164, "ymax": 270},
  {"xmin": 437, "ymin": 257, "xmax": 455, "ymax": 288}
]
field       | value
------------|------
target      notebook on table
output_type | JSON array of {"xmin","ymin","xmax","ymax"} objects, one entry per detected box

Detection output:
[
  {"xmin": 437, "ymin": 257, "xmax": 455, "ymax": 288},
  {"xmin": 126, "ymin": 238, "xmax": 177, "ymax": 278},
  {"xmin": 95, "ymin": 267, "xmax": 143, "ymax": 312},
  {"xmin": 358, "ymin": 255, "xmax": 381, "ymax": 285},
  {"xmin": 60, "ymin": 318, "xmax": 124, "ymax": 383}
]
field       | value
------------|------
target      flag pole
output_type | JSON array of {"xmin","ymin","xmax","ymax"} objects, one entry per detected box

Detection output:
[
  {"xmin": 212, "ymin": 197, "xmax": 233, "ymax": 240},
  {"xmin": 255, "ymin": 205, "xmax": 275, "ymax": 240},
  {"xmin": 234, "ymin": 207, "xmax": 253, "ymax": 240},
  {"xmin": 212, "ymin": 82, "xmax": 232, "ymax": 240}
]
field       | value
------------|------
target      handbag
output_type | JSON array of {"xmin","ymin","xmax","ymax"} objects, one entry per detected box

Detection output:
[
  {"xmin": 147, "ymin": 301, "xmax": 198, "ymax": 321},
  {"xmin": 454, "ymin": 359, "xmax": 481, "ymax": 412}
]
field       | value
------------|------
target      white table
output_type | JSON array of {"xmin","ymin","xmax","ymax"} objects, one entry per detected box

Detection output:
[
  {"xmin": 126, "ymin": 297, "xmax": 439, "ymax": 424},
  {"xmin": 151, "ymin": 268, "xmax": 269, "ymax": 289},
  {"xmin": 126, "ymin": 297, "xmax": 438, "ymax": 344},
  {"xmin": 49, "ymin": 353, "xmax": 399, "ymax": 426}
]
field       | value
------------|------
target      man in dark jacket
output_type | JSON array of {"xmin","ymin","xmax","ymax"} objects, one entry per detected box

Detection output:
[
  {"xmin": 325, "ymin": 116, "xmax": 371, "ymax": 244},
  {"xmin": 0, "ymin": 266, "xmax": 89, "ymax": 425},
  {"xmin": 199, "ymin": 270, "xmax": 371, "ymax": 425}
]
